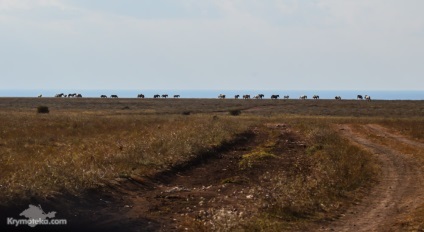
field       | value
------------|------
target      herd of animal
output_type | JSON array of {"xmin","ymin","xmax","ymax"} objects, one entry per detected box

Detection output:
[
  {"xmin": 218, "ymin": 94, "xmax": 371, "ymax": 101},
  {"xmin": 44, "ymin": 93, "xmax": 371, "ymax": 100}
]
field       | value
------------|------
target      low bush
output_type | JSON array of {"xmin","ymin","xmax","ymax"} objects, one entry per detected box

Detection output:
[
  {"xmin": 229, "ymin": 109, "xmax": 241, "ymax": 116},
  {"xmin": 37, "ymin": 106, "xmax": 49, "ymax": 114}
]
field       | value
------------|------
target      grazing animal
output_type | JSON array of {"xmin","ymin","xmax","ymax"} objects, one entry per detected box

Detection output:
[
  {"xmin": 243, "ymin": 94, "xmax": 250, "ymax": 99},
  {"xmin": 365, "ymin": 95, "xmax": 371, "ymax": 101},
  {"xmin": 137, "ymin": 94, "xmax": 144, "ymax": 98},
  {"xmin": 218, "ymin": 94, "xmax": 226, "ymax": 99},
  {"xmin": 284, "ymin": 95, "xmax": 289, "ymax": 99},
  {"xmin": 174, "ymin": 95, "xmax": 180, "ymax": 98},
  {"xmin": 38, "ymin": 94, "xmax": 42, "ymax": 98},
  {"xmin": 271, "ymin": 94, "xmax": 279, "ymax": 99},
  {"xmin": 154, "ymin": 94, "xmax": 160, "ymax": 98},
  {"xmin": 357, "ymin": 95, "xmax": 363, "ymax": 100},
  {"xmin": 55, "ymin": 93, "xmax": 64, "ymax": 97},
  {"xmin": 234, "ymin": 95, "xmax": 240, "ymax": 99},
  {"xmin": 299, "ymin": 95, "xmax": 307, "ymax": 100},
  {"xmin": 162, "ymin": 94, "xmax": 168, "ymax": 98},
  {"xmin": 101, "ymin": 95, "xmax": 107, "ymax": 98},
  {"xmin": 335, "ymin": 96, "xmax": 342, "ymax": 100},
  {"xmin": 258, "ymin": 94, "xmax": 264, "ymax": 99},
  {"xmin": 111, "ymin": 95, "xmax": 118, "ymax": 98},
  {"xmin": 76, "ymin": 94, "xmax": 82, "ymax": 98},
  {"xmin": 313, "ymin": 95, "xmax": 319, "ymax": 100}
]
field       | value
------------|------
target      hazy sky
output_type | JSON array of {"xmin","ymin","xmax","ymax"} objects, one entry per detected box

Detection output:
[{"xmin": 1, "ymin": 0, "xmax": 423, "ymax": 90}]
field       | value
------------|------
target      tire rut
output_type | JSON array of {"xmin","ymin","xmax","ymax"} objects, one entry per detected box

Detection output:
[
  {"xmin": 365, "ymin": 124, "xmax": 424, "ymax": 149},
  {"xmin": 319, "ymin": 124, "xmax": 424, "ymax": 232}
]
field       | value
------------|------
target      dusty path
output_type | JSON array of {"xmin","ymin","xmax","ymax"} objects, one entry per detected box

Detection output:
[
  {"xmin": 3, "ymin": 124, "xmax": 302, "ymax": 232},
  {"xmin": 319, "ymin": 124, "xmax": 424, "ymax": 231}
]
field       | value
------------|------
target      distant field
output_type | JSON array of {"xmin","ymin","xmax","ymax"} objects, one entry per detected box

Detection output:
[
  {"xmin": 0, "ymin": 97, "xmax": 423, "ymax": 117},
  {"xmin": 0, "ymin": 97, "xmax": 423, "ymax": 231}
]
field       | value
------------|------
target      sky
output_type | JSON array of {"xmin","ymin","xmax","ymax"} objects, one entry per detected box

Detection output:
[{"xmin": 0, "ymin": 0, "xmax": 423, "ymax": 90}]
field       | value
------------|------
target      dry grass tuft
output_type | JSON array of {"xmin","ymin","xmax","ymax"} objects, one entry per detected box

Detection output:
[
  {"xmin": 242, "ymin": 119, "xmax": 380, "ymax": 229},
  {"xmin": 0, "ymin": 113, "xmax": 252, "ymax": 203}
]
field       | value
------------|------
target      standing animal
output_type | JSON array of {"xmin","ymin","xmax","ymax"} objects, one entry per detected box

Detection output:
[
  {"xmin": 76, "ymin": 94, "xmax": 82, "ymax": 98},
  {"xmin": 173, "ymin": 95, "xmax": 180, "ymax": 98},
  {"xmin": 313, "ymin": 95, "xmax": 319, "ymax": 100},
  {"xmin": 110, "ymin": 95, "xmax": 118, "ymax": 98},
  {"xmin": 101, "ymin": 95, "xmax": 107, "ymax": 98},
  {"xmin": 243, "ymin": 94, "xmax": 250, "ymax": 99},
  {"xmin": 55, "ymin": 93, "xmax": 64, "ymax": 97},
  {"xmin": 365, "ymin": 95, "xmax": 371, "ymax": 101},
  {"xmin": 218, "ymin": 94, "xmax": 226, "ymax": 99},
  {"xmin": 357, "ymin": 95, "xmax": 363, "ymax": 100},
  {"xmin": 335, "ymin": 96, "xmax": 342, "ymax": 100},
  {"xmin": 38, "ymin": 94, "xmax": 42, "ymax": 98},
  {"xmin": 271, "ymin": 95, "xmax": 279, "ymax": 99},
  {"xmin": 258, "ymin": 94, "xmax": 264, "ymax": 99},
  {"xmin": 299, "ymin": 95, "xmax": 307, "ymax": 100},
  {"xmin": 234, "ymin": 95, "xmax": 240, "ymax": 99},
  {"xmin": 162, "ymin": 94, "xmax": 168, "ymax": 98},
  {"xmin": 153, "ymin": 94, "xmax": 160, "ymax": 98},
  {"xmin": 137, "ymin": 94, "xmax": 145, "ymax": 98},
  {"xmin": 283, "ymin": 95, "xmax": 289, "ymax": 99}
]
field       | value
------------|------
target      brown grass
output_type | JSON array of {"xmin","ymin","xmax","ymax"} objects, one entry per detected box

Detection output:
[
  {"xmin": 0, "ymin": 97, "xmax": 422, "ymax": 230},
  {"xmin": 0, "ymin": 112, "xmax": 252, "ymax": 203},
  {"xmin": 240, "ymin": 118, "xmax": 380, "ymax": 231}
]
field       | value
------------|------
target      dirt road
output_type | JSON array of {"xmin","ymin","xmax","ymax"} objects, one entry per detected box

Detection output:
[{"xmin": 319, "ymin": 124, "xmax": 424, "ymax": 231}]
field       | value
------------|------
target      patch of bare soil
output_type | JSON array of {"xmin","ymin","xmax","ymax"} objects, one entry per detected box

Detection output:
[
  {"xmin": 318, "ymin": 124, "xmax": 424, "ymax": 232},
  {"xmin": 0, "ymin": 124, "xmax": 306, "ymax": 232}
]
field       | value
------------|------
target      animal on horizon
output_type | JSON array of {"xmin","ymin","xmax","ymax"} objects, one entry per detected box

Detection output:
[
  {"xmin": 335, "ymin": 96, "xmax": 342, "ymax": 100},
  {"xmin": 271, "ymin": 94, "xmax": 279, "ymax": 99},
  {"xmin": 243, "ymin": 94, "xmax": 250, "ymax": 99},
  {"xmin": 234, "ymin": 95, "xmax": 240, "ymax": 99},
  {"xmin": 357, "ymin": 95, "xmax": 363, "ymax": 100},
  {"xmin": 365, "ymin": 95, "xmax": 371, "ymax": 101},
  {"xmin": 254, "ymin": 94, "xmax": 264, "ymax": 99},
  {"xmin": 218, "ymin": 94, "xmax": 226, "ymax": 99},
  {"xmin": 299, "ymin": 95, "xmax": 307, "ymax": 100},
  {"xmin": 137, "ymin": 94, "xmax": 145, "ymax": 98},
  {"xmin": 110, "ymin": 95, "xmax": 118, "ymax": 98},
  {"xmin": 284, "ymin": 95, "xmax": 289, "ymax": 99},
  {"xmin": 162, "ymin": 94, "xmax": 168, "ymax": 98},
  {"xmin": 313, "ymin": 95, "xmax": 319, "ymax": 100},
  {"xmin": 100, "ymin": 95, "xmax": 107, "ymax": 98},
  {"xmin": 173, "ymin": 95, "xmax": 180, "ymax": 98},
  {"xmin": 38, "ymin": 94, "xmax": 42, "ymax": 98}
]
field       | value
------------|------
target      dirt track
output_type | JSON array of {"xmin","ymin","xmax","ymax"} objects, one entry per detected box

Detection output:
[
  {"xmin": 1, "ymin": 122, "xmax": 423, "ymax": 231},
  {"xmin": 318, "ymin": 124, "xmax": 424, "ymax": 231},
  {"xmin": 0, "ymin": 124, "xmax": 303, "ymax": 232}
]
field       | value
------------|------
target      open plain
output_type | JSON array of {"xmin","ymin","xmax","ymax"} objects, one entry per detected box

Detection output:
[{"xmin": 0, "ymin": 97, "xmax": 423, "ymax": 231}]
